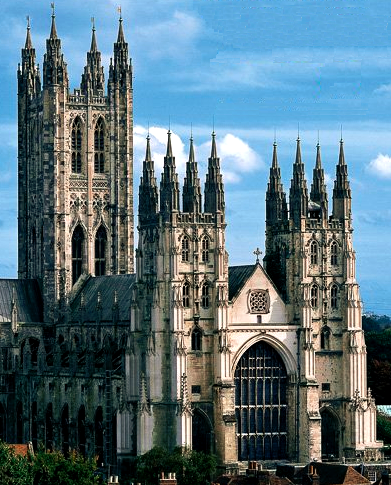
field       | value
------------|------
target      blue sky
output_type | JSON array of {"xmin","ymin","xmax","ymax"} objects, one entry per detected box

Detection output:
[{"xmin": 1, "ymin": 0, "xmax": 391, "ymax": 314}]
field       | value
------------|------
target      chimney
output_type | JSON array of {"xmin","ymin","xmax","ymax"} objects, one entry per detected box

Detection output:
[
  {"xmin": 108, "ymin": 476, "xmax": 120, "ymax": 485},
  {"xmin": 159, "ymin": 472, "xmax": 177, "ymax": 485}
]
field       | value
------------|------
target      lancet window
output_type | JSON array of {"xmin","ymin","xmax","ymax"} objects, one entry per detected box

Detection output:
[
  {"xmin": 183, "ymin": 281, "xmax": 190, "ymax": 308},
  {"xmin": 71, "ymin": 118, "xmax": 82, "ymax": 173},
  {"xmin": 191, "ymin": 327, "xmax": 202, "ymax": 351},
  {"xmin": 72, "ymin": 225, "xmax": 84, "ymax": 285},
  {"xmin": 181, "ymin": 236, "xmax": 189, "ymax": 262},
  {"xmin": 201, "ymin": 236, "xmax": 209, "ymax": 263},
  {"xmin": 330, "ymin": 241, "xmax": 338, "ymax": 266},
  {"xmin": 95, "ymin": 226, "xmax": 107, "ymax": 276},
  {"xmin": 201, "ymin": 283, "xmax": 210, "ymax": 308},
  {"xmin": 330, "ymin": 284, "xmax": 338, "ymax": 309},
  {"xmin": 94, "ymin": 118, "xmax": 105, "ymax": 173},
  {"xmin": 310, "ymin": 284, "xmax": 319, "ymax": 308},
  {"xmin": 310, "ymin": 240, "xmax": 318, "ymax": 265}
]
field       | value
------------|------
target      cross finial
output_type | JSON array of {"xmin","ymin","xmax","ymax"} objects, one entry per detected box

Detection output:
[
  {"xmin": 51, "ymin": 2, "xmax": 55, "ymax": 17},
  {"xmin": 253, "ymin": 247, "xmax": 262, "ymax": 264},
  {"xmin": 91, "ymin": 17, "xmax": 95, "ymax": 31},
  {"xmin": 26, "ymin": 15, "xmax": 30, "ymax": 29},
  {"xmin": 117, "ymin": 5, "xmax": 122, "ymax": 19}
]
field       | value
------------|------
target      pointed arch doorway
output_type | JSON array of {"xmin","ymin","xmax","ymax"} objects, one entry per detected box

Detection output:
[
  {"xmin": 234, "ymin": 340, "xmax": 288, "ymax": 461},
  {"xmin": 192, "ymin": 408, "xmax": 212, "ymax": 454},
  {"xmin": 321, "ymin": 407, "xmax": 340, "ymax": 460}
]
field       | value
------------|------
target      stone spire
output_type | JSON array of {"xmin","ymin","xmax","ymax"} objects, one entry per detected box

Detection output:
[
  {"xmin": 43, "ymin": 6, "xmax": 68, "ymax": 87},
  {"xmin": 139, "ymin": 136, "xmax": 159, "ymax": 225},
  {"xmin": 81, "ymin": 20, "xmax": 105, "ymax": 95},
  {"xmin": 310, "ymin": 143, "xmax": 328, "ymax": 220},
  {"xmin": 19, "ymin": 17, "xmax": 39, "ymax": 95},
  {"xmin": 109, "ymin": 15, "xmax": 132, "ymax": 86},
  {"xmin": 160, "ymin": 131, "xmax": 180, "ymax": 215},
  {"xmin": 204, "ymin": 132, "xmax": 225, "ymax": 214},
  {"xmin": 332, "ymin": 139, "xmax": 352, "ymax": 220},
  {"xmin": 183, "ymin": 137, "xmax": 202, "ymax": 214},
  {"xmin": 266, "ymin": 142, "xmax": 288, "ymax": 226},
  {"xmin": 289, "ymin": 137, "xmax": 309, "ymax": 227}
]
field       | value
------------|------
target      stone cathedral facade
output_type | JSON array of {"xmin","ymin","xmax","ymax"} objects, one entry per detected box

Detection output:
[{"xmin": 0, "ymin": 11, "xmax": 382, "ymax": 474}]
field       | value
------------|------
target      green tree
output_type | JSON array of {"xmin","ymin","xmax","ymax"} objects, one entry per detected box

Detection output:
[
  {"xmin": 133, "ymin": 446, "xmax": 216, "ymax": 485},
  {"xmin": 377, "ymin": 413, "xmax": 391, "ymax": 445},
  {"xmin": 0, "ymin": 441, "xmax": 32, "ymax": 485}
]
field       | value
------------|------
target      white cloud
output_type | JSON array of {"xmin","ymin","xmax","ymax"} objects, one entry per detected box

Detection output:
[
  {"xmin": 367, "ymin": 153, "xmax": 391, "ymax": 178},
  {"xmin": 134, "ymin": 125, "xmax": 262, "ymax": 185},
  {"xmin": 374, "ymin": 84, "xmax": 391, "ymax": 95}
]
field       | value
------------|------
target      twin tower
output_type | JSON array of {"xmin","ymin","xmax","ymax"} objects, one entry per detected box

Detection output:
[{"xmin": 16, "ymin": 11, "xmax": 382, "ymax": 465}]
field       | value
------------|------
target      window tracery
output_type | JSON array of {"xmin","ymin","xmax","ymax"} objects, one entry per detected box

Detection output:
[
  {"xmin": 310, "ymin": 240, "xmax": 318, "ymax": 265},
  {"xmin": 249, "ymin": 290, "xmax": 270, "ymax": 314},
  {"xmin": 181, "ymin": 236, "xmax": 189, "ymax": 262},
  {"xmin": 71, "ymin": 118, "xmax": 82, "ymax": 173},
  {"xmin": 94, "ymin": 118, "xmax": 105, "ymax": 173}
]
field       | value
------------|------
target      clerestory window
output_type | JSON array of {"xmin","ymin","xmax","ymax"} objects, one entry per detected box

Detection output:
[
  {"xmin": 94, "ymin": 118, "xmax": 105, "ymax": 173},
  {"xmin": 71, "ymin": 118, "xmax": 82, "ymax": 173}
]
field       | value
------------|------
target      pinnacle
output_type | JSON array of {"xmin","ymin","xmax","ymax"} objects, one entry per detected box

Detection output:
[
  {"xmin": 145, "ymin": 135, "xmax": 152, "ymax": 161},
  {"xmin": 90, "ymin": 25, "xmax": 98, "ymax": 52},
  {"xmin": 210, "ymin": 132, "xmax": 218, "ymax": 159},
  {"xmin": 295, "ymin": 137, "xmax": 302, "ymax": 165},
  {"xmin": 339, "ymin": 138, "xmax": 346, "ymax": 166},
  {"xmin": 166, "ymin": 130, "xmax": 173, "ymax": 158},
  {"xmin": 50, "ymin": 8, "xmax": 58, "ymax": 40},
  {"xmin": 25, "ymin": 18, "xmax": 33, "ymax": 49},
  {"xmin": 188, "ymin": 136, "xmax": 195, "ymax": 163},
  {"xmin": 316, "ymin": 143, "xmax": 322, "ymax": 169},
  {"xmin": 272, "ymin": 141, "xmax": 278, "ymax": 169},
  {"xmin": 117, "ymin": 16, "xmax": 125, "ymax": 43}
]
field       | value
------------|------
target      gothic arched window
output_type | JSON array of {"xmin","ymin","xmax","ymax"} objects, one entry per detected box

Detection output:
[
  {"xmin": 95, "ymin": 407, "xmax": 104, "ymax": 465},
  {"xmin": 71, "ymin": 118, "xmax": 82, "ymax": 173},
  {"xmin": 78, "ymin": 405, "xmax": 86, "ymax": 457},
  {"xmin": 310, "ymin": 284, "xmax": 318, "ymax": 308},
  {"xmin": 330, "ymin": 284, "xmax": 338, "ymax": 309},
  {"xmin": 72, "ymin": 225, "xmax": 84, "ymax": 285},
  {"xmin": 95, "ymin": 226, "xmax": 107, "ymax": 276},
  {"xmin": 330, "ymin": 241, "xmax": 338, "ymax": 266},
  {"xmin": 310, "ymin": 240, "xmax": 318, "ymax": 265},
  {"xmin": 191, "ymin": 327, "xmax": 202, "ymax": 351},
  {"xmin": 45, "ymin": 403, "xmax": 53, "ymax": 452},
  {"xmin": 201, "ymin": 283, "xmax": 210, "ymax": 308},
  {"xmin": 183, "ymin": 281, "xmax": 190, "ymax": 308},
  {"xmin": 201, "ymin": 236, "xmax": 209, "ymax": 263},
  {"xmin": 61, "ymin": 404, "xmax": 69, "ymax": 457},
  {"xmin": 181, "ymin": 236, "xmax": 189, "ymax": 262},
  {"xmin": 94, "ymin": 118, "xmax": 105, "ymax": 173}
]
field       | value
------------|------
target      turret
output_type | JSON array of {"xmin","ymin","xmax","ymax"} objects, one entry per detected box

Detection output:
[
  {"xmin": 289, "ymin": 137, "xmax": 309, "ymax": 227},
  {"xmin": 81, "ymin": 21, "xmax": 105, "ymax": 95},
  {"xmin": 332, "ymin": 139, "xmax": 352, "ymax": 221},
  {"xmin": 139, "ymin": 135, "xmax": 159, "ymax": 226},
  {"xmin": 309, "ymin": 143, "xmax": 328, "ymax": 220},
  {"xmin": 204, "ymin": 132, "xmax": 225, "ymax": 215},
  {"xmin": 266, "ymin": 142, "xmax": 288, "ymax": 226},
  {"xmin": 42, "ymin": 7, "xmax": 68, "ymax": 88},
  {"xmin": 108, "ymin": 15, "xmax": 132, "ymax": 88},
  {"xmin": 18, "ymin": 19, "xmax": 40, "ymax": 97},
  {"xmin": 160, "ymin": 131, "xmax": 180, "ymax": 217},
  {"xmin": 182, "ymin": 137, "xmax": 202, "ymax": 214}
]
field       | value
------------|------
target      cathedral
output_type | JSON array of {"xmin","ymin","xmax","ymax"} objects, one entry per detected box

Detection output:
[{"xmin": 0, "ymin": 10, "xmax": 382, "ymax": 474}]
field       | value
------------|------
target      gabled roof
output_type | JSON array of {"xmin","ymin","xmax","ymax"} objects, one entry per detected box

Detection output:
[
  {"xmin": 294, "ymin": 462, "xmax": 370, "ymax": 485},
  {"xmin": 71, "ymin": 274, "xmax": 136, "ymax": 322},
  {"xmin": 228, "ymin": 265, "xmax": 257, "ymax": 302},
  {"xmin": 0, "ymin": 279, "xmax": 43, "ymax": 323}
]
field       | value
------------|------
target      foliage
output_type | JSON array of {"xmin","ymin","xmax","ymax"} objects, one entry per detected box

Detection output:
[
  {"xmin": 133, "ymin": 446, "xmax": 216, "ymax": 485},
  {"xmin": 0, "ymin": 441, "xmax": 32, "ymax": 485},
  {"xmin": 0, "ymin": 442, "xmax": 100, "ymax": 485},
  {"xmin": 377, "ymin": 413, "xmax": 391, "ymax": 445}
]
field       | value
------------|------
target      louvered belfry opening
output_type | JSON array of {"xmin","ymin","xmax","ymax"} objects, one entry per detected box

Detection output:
[{"xmin": 234, "ymin": 340, "xmax": 288, "ymax": 461}]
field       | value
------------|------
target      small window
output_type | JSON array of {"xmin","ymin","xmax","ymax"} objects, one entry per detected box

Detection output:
[
  {"xmin": 330, "ymin": 241, "xmax": 338, "ymax": 266},
  {"xmin": 192, "ymin": 385, "xmax": 201, "ymax": 394},
  {"xmin": 191, "ymin": 327, "xmax": 202, "ymax": 351},
  {"xmin": 181, "ymin": 237, "xmax": 189, "ymax": 262},
  {"xmin": 201, "ymin": 283, "xmax": 210, "ymax": 308},
  {"xmin": 183, "ymin": 282, "xmax": 190, "ymax": 308},
  {"xmin": 322, "ymin": 383, "xmax": 330, "ymax": 392},
  {"xmin": 330, "ymin": 284, "xmax": 338, "ymax": 309},
  {"xmin": 201, "ymin": 237, "xmax": 209, "ymax": 263},
  {"xmin": 320, "ymin": 327, "xmax": 330, "ymax": 350},
  {"xmin": 310, "ymin": 240, "xmax": 318, "ymax": 265},
  {"xmin": 310, "ymin": 284, "xmax": 318, "ymax": 308}
]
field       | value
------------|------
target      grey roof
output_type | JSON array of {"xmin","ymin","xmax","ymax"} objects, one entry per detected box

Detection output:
[
  {"xmin": 71, "ymin": 274, "xmax": 136, "ymax": 322},
  {"xmin": 228, "ymin": 265, "xmax": 257, "ymax": 302},
  {"xmin": 0, "ymin": 279, "xmax": 43, "ymax": 323}
]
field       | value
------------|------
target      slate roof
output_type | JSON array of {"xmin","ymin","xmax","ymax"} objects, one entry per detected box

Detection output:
[
  {"xmin": 0, "ymin": 279, "xmax": 43, "ymax": 323},
  {"xmin": 294, "ymin": 462, "xmax": 370, "ymax": 485},
  {"xmin": 71, "ymin": 274, "xmax": 136, "ymax": 322},
  {"xmin": 228, "ymin": 265, "xmax": 257, "ymax": 302}
]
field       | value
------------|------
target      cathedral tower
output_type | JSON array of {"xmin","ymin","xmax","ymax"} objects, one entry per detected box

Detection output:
[
  {"xmin": 264, "ymin": 139, "xmax": 379, "ymax": 461},
  {"xmin": 17, "ymin": 13, "xmax": 134, "ymax": 321}
]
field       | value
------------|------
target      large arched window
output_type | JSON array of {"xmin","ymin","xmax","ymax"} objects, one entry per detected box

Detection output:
[
  {"xmin": 183, "ymin": 281, "xmax": 190, "ymax": 308},
  {"xmin": 310, "ymin": 240, "xmax": 318, "ymax": 265},
  {"xmin": 234, "ymin": 340, "xmax": 288, "ymax": 461},
  {"xmin": 46, "ymin": 403, "xmax": 53, "ymax": 451},
  {"xmin": 32, "ymin": 401, "xmax": 38, "ymax": 451},
  {"xmin": 330, "ymin": 241, "xmax": 338, "ymax": 266},
  {"xmin": 72, "ymin": 225, "xmax": 84, "ymax": 285},
  {"xmin": 71, "ymin": 118, "xmax": 82, "ymax": 173},
  {"xmin": 16, "ymin": 401, "xmax": 23, "ymax": 443},
  {"xmin": 94, "ymin": 118, "xmax": 105, "ymax": 173},
  {"xmin": 181, "ymin": 236, "xmax": 189, "ymax": 262},
  {"xmin": 330, "ymin": 284, "xmax": 338, "ymax": 309},
  {"xmin": 95, "ymin": 226, "xmax": 107, "ymax": 276},
  {"xmin": 78, "ymin": 405, "xmax": 86, "ymax": 457},
  {"xmin": 201, "ymin": 237, "xmax": 209, "ymax": 263},
  {"xmin": 95, "ymin": 407, "xmax": 104, "ymax": 465}
]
